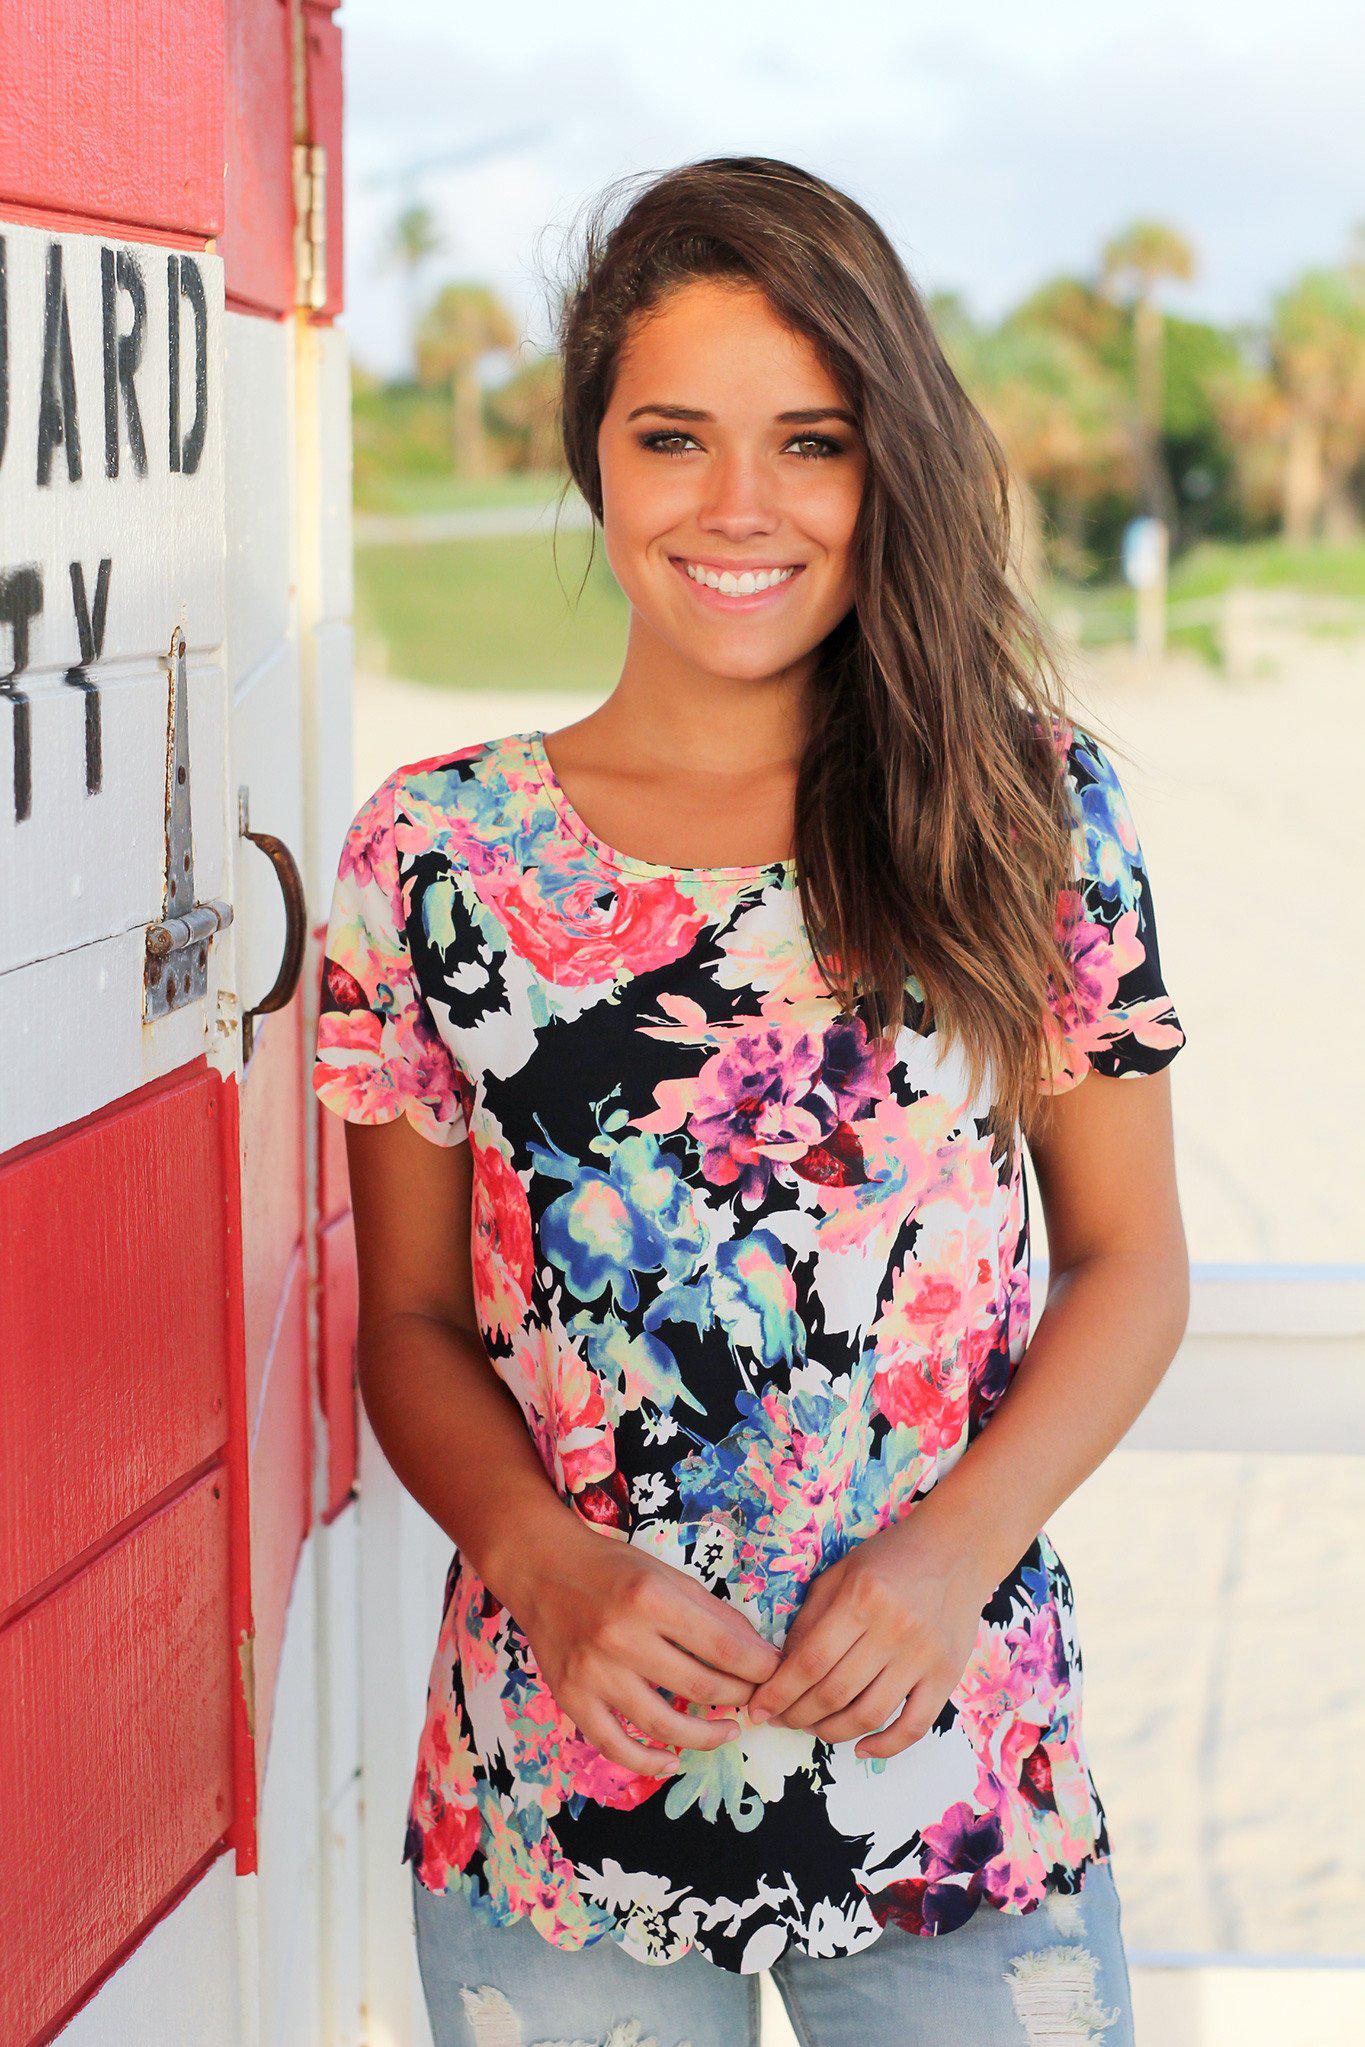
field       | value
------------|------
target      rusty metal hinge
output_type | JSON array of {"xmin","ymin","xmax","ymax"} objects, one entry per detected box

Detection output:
[
  {"xmin": 293, "ymin": 141, "xmax": 328, "ymax": 311},
  {"xmin": 144, "ymin": 627, "xmax": 232, "ymax": 1020}
]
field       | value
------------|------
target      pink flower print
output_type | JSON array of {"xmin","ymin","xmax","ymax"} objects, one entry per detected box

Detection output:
[
  {"xmin": 951, "ymin": 1625, "xmax": 1056, "ymax": 1789},
  {"xmin": 409, "ymin": 1783, "xmax": 480, "ymax": 1888},
  {"xmin": 688, "ymin": 1025, "xmax": 826, "ymax": 1207},
  {"xmin": 316, "ymin": 974, "xmax": 463, "ymax": 1130},
  {"xmin": 870, "ymin": 1250, "xmax": 971, "ymax": 1449},
  {"xmin": 335, "ymin": 783, "xmax": 388, "ymax": 888},
  {"xmin": 486, "ymin": 856, "xmax": 706, "ymax": 987},
  {"xmin": 502, "ymin": 1317, "xmax": 619, "ymax": 1498},
  {"xmin": 1049, "ymin": 887, "xmax": 1124, "ymax": 1044},
  {"xmin": 471, "ymin": 1139, "xmax": 534, "ymax": 1341},
  {"xmin": 809, "ymin": 1089, "xmax": 961, "ymax": 1257}
]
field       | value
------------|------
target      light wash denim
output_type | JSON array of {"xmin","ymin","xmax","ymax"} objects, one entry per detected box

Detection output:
[{"xmin": 411, "ymin": 1854, "xmax": 1136, "ymax": 2047}]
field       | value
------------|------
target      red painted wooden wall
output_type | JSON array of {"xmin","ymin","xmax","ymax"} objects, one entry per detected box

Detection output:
[{"xmin": 0, "ymin": 3, "xmax": 348, "ymax": 2040}]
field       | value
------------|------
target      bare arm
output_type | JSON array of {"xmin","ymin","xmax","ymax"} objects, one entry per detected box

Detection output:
[
  {"xmin": 907, "ymin": 1064, "xmax": 1191, "ymax": 1597},
  {"xmin": 344, "ymin": 1113, "xmax": 577, "ymax": 1599},
  {"xmin": 342, "ymin": 1113, "xmax": 779, "ymax": 1770}
]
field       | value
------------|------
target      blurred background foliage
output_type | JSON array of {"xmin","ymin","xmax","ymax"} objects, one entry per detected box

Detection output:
[{"xmin": 352, "ymin": 204, "xmax": 1365, "ymax": 689}]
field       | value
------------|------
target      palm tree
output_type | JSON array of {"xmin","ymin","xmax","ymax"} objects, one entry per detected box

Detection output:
[
  {"xmin": 1204, "ymin": 352, "xmax": 1287, "ymax": 532},
  {"xmin": 1099, "ymin": 221, "xmax": 1197, "ymax": 528},
  {"xmin": 1270, "ymin": 264, "xmax": 1365, "ymax": 540},
  {"xmin": 414, "ymin": 283, "xmax": 520, "ymax": 479},
  {"xmin": 487, "ymin": 350, "xmax": 565, "ymax": 473},
  {"xmin": 935, "ymin": 294, "xmax": 1130, "ymax": 584},
  {"xmin": 378, "ymin": 203, "xmax": 447, "ymax": 376}
]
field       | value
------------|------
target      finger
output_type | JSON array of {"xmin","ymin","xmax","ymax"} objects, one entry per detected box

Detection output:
[
  {"xmin": 767, "ymin": 1637, "xmax": 888, "ymax": 1731},
  {"xmin": 809, "ymin": 1672, "xmax": 911, "ymax": 1745},
  {"xmin": 613, "ymin": 1672, "xmax": 742, "ymax": 1753},
  {"xmin": 747, "ymin": 1608, "xmax": 862, "ymax": 1724},
  {"xmin": 666, "ymin": 1585, "xmax": 782, "ymax": 1686},
  {"xmin": 853, "ymin": 1678, "xmax": 943, "ymax": 1759},
  {"xmin": 575, "ymin": 1698, "xmax": 681, "ymax": 1777},
  {"xmin": 640, "ymin": 1636, "xmax": 765, "ymax": 1710}
]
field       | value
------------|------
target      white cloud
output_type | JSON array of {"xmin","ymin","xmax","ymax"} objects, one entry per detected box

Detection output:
[{"xmin": 339, "ymin": 0, "xmax": 1365, "ymax": 373}]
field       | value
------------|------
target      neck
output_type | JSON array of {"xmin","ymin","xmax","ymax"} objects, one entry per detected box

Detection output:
[{"xmin": 591, "ymin": 613, "xmax": 816, "ymax": 775}]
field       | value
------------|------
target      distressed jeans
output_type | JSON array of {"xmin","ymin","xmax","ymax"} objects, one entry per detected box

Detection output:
[{"xmin": 411, "ymin": 1855, "xmax": 1137, "ymax": 2047}]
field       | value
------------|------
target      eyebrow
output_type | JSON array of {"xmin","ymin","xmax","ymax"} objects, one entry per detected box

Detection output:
[{"xmin": 624, "ymin": 403, "xmax": 859, "ymax": 428}]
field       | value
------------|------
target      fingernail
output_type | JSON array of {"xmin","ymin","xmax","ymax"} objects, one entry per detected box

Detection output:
[{"xmin": 749, "ymin": 1705, "xmax": 769, "ymax": 1724}]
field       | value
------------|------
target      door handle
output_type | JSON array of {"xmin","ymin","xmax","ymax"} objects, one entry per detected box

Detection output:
[{"xmin": 238, "ymin": 784, "xmax": 306, "ymax": 1063}]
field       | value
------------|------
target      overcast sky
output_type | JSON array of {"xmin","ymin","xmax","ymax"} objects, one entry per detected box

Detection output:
[{"xmin": 340, "ymin": 0, "xmax": 1364, "ymax": 376}]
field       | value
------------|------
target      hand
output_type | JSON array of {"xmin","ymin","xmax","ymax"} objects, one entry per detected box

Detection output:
[
  {"xmin": 742, "ymin": 1514, "xmax": 990, "ymax": 1759},
  {"xmin": 508, "ymin": 1513, "xmax": 783, "ymax": 1777}
]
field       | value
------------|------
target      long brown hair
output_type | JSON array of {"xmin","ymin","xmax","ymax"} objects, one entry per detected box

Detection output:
[{"xmin": 550, "ymin": 156, "xmax": 1082, "ymax": 1160}]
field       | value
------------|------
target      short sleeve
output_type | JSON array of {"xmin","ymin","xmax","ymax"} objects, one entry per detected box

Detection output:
[
  {"xmin": 312, "ymin": 768, "xmax": 470, "ymax": 1146},
  {"xmin": 1037, "ymin": 725, "xmax": 1187, "ymax": 1097}
]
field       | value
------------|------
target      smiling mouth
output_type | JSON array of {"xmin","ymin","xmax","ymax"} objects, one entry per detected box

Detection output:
[{"xmin": 669, "ymin": 556, "xmax": 806, "ymax": 603}]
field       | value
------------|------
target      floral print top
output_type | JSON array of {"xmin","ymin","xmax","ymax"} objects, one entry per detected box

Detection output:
[{"xmin": 311, "ymin": 720, "xmax": 1185, "ymax": 1975}]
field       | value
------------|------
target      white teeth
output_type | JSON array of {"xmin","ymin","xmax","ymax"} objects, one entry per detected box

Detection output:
[{"xmin": 683, "ymin": 561, "xmax": 797, "ymax": 594}]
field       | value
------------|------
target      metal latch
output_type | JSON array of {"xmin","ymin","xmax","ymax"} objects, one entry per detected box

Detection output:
[
  {"xmin": 144, "ymin": 626, "xmax": 232, "ymax": 1020},
  {"xmin": 292, "ymin": 141, "xmax": 327, "ymax": 310}
]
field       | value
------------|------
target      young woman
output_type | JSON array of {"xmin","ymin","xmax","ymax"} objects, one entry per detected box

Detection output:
[{"xmin": 313, "ymin": 157, "xmax": 1189, "ymax": 2046}]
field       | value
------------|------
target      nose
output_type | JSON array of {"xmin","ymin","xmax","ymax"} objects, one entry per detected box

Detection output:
[{"xmin": 696, "ymin": 449, "xmax": 781, "ymax": 540}]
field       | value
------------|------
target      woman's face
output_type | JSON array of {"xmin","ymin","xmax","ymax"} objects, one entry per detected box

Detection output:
[{"xmin": 596, "ymin": 278, "xmax": 867, "ymax": 686}]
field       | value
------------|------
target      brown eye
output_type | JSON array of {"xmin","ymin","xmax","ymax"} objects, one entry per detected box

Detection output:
[{"xmin": 639, "ymin": 430, "xmax": 698, "ymax": 456}]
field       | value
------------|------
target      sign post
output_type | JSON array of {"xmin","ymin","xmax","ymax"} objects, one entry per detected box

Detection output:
[{"xmin": 1121, "ymin": 515, "xmax": 1169, "ymax": 662}]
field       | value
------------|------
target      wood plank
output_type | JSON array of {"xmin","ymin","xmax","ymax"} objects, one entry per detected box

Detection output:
[
  {"xmin": 247, "ymin": 1252, "xmax": 312, "ymax": 1780},
  {"xmin": 240, "ymin": 991, "xmax": 306, "ymax": 1428},
  {"xmin": 0, "ymin": 1067, "xmax": 231, "ymax": 1614},
  {"xmin": 223, "ymin": 0, "xmax": 295, "ymax": 317},
  {"xmin": 300, "ymin": 1, "xmax": 345, "ymax": 322},
  {"xmin": 57, "ymin": 1855, "xmax": 242, "ymax": 2047},
  {"xmin": 0, "ymin": 1473, "xmax": 234, "ymax": 2047},
  {"xmin": 319, "ymin": 1207, "xmax": 358, "ymax": 1516},
  {"xmin": 0, "ymin": 223, "xmax": 225, "ymax": 685},
  {"xmin": 223, "ymin": 312, "xmax": 296, "ymax": 687},
  {"xmin": 0, "ymin": 0, "xmax": 225, "ymax": 240}
]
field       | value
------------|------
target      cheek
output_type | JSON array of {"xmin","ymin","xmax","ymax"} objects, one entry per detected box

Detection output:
[
  {"xmin": 601, "ymin": 444, "xmax": 692, "ymax": 544},
  {"xmin": 806, "ymin": 466, "xmax": 864, "ymax": 555}
]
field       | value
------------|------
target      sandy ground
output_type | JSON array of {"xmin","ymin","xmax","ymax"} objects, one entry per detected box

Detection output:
[{"xmin": 352, "ymin": 644, "xmax": 1365, "ymax": 2040}]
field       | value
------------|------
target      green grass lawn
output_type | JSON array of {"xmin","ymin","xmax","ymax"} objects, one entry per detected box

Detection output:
[
  {"xmin": 353, "ymin": 474, "xmax": 1365, "ymax": 690},
  {"xmin": 1043, "ymin": 536, "xmax": 1365, "ymax": 623},
  {"xmin": 1162, "ymin": 534, "xmax": 1365, "ymax": 600},
  {"xmin": 1039, "ymin": 536, "xmax": 1365, "ymax": 664},
  {"xmin": 356, "ymin": 470, "xmax": 582, "ymax": 518},
  {"xmin": 354, "ymin": 522, "xmax": 628, "ymax": 691}
]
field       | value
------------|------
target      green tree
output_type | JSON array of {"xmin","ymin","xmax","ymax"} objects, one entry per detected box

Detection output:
[
  {"xmin": 486, "ymin": 349, "xmax": 565, "ymax": 473},
  {"xmin": 379, "ymin": 203, "xmax": 447, "ymax": 376},
  {"xmin": 1099, "ymin": 220, "xmax": 1198, "ymax": 527},
  {"xmin": 1155, "ymin": 314, "xmax": 1249, "ymax": 542},
  {"xmin": 1269, "ymin": 261, "xmax": 1365, "ymax": 539},
  {"xmin": 955, "ymin": 314, "xmax": 1131, "ymax": 583},
  {"xmin": 415, "ymin": 282, "xmax": 520, "ymax": 479}
]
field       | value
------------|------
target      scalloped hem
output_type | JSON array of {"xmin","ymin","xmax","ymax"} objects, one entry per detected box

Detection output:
[{"xmin": 407, "ymin": 1845, "xmax": 1116, "ymax": 1977}]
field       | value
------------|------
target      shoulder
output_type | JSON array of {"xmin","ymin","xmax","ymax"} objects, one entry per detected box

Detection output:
[
  {"xmin": 1031, "ymin": 710, "xmax": 1141, "ymax": 855},
  {"xmin": 1031, "ymin": 706, "xmax": 1121, "ymax": 795},
  {"xmin": 388, "ymin": 729, "xmax": 531, "ymax": 813},
  {"xmin": 349, "ymin": 730, "xmax": 543, "ymax": 864}
]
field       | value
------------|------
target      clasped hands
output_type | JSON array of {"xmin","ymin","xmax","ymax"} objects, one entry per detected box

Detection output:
[
  {"xmin": 513, "ymin": 1503, "xmax": 990, "ymax": 1776},
  {"xmin": 739, "ymin": 1515, "xmax": 989, "ymax": 1760}
]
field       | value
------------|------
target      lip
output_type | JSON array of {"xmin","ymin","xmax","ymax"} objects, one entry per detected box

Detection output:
[{"xmin": 667, "ymin": 554, "xmax": 807, "ymax": 611}]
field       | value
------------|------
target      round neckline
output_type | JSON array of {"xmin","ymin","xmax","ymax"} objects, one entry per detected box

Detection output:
[{"xmin": 525, "ymin": 730, "xmax": 797, "ymax": 883}]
